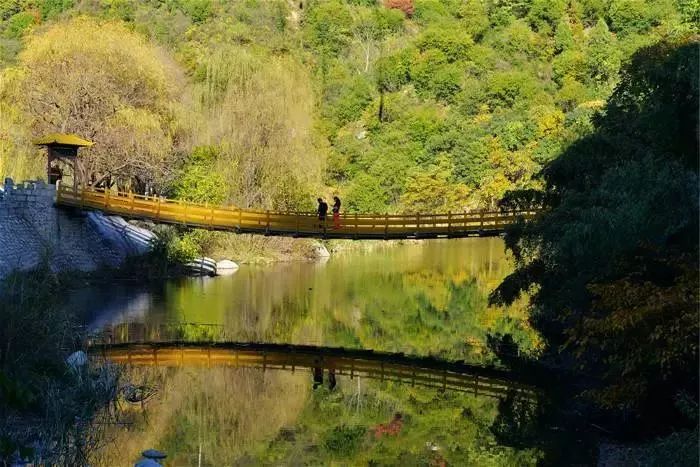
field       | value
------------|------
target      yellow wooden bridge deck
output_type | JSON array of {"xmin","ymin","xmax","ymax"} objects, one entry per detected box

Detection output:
[{"xmin": 56, "ymin": 185, "xmax": 536, "ymax": 239}]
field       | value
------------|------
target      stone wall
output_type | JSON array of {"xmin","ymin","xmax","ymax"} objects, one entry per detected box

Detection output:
[{"xmin": 0, "ymin": 178, "xmax": 155, "ymax": 279}]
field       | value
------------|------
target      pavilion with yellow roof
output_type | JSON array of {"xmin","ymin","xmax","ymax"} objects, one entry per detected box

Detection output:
[{"xmin": 33, "ymin": 133, "xmax": 93, "ymax": 188}]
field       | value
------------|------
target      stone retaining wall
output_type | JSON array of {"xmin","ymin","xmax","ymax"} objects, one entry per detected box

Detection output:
[{"xmin": 0, "ymin": 178, "xmax": 153, "ymax": 279}]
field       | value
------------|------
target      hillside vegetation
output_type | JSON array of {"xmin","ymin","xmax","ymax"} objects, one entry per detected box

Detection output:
[{"xmin": 0, "ymin": 0, "xmax": 696, "ymax": 214}]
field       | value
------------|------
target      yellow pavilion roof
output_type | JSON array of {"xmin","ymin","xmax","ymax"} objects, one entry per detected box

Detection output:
[{"xmin": 33, "ymin": 133, "xmax": 94, "ymax": 147}]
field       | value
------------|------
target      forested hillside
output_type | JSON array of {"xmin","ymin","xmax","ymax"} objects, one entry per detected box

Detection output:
[{"xmin": 0, "ymin": 0, "xmax": 697, "ymax": 214}]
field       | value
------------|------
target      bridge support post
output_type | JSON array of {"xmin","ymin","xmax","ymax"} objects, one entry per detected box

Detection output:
[
  {"xmin": 384, "ymin": 213, "xmax": 388, "ymax": 239},
  {"xmin": 447, "ymin": 211, "xmax": 451, "ymax": 237}
]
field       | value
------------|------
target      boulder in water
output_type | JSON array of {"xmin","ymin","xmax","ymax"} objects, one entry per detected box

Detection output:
[
  {"xmin": 216, "ymin": 259, "xmax": 239, "ymax": 275},
  {"xmin": 312, "ymin": 243, "xmax": 330, "ymax": 258}
]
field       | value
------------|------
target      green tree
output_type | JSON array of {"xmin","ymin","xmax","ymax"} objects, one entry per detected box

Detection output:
[
  {"xmin": 346, "ymin": 173, "xmax": 389, "ymax": 212},
  {"xmin": 415, "ymin": 27, "xmax": 473, "ymax": 62},
  {"xmin": 304, "ymin": 0, "xmax": 352, "ymax": 56},
  {"xmin": 4, "ymin": 17, "xmax": 181, "ymax": 190},
  {"xmin": 178, "ymin": 0, "xmax": 212, "ymax": 23},
  {"xmin": 400, "ymin": 155, "xmax": 470, "ymax": 212},
  {"xmin": 585, "ymin": 19, "xmax": 621, "ymax": 85},
  {"xmin": 172, "ymin": 146, "xmax": 226, "ymax": 204},
  {"xmin": 492, "ymin": 37, "xmax": 699, "ymax": 437},
  {"xmin": 553, "ymin": 19, "xmax": 575, "ymax": 53},
  {"xmin": 527, "ymin": 0, "xmax": 565, "ymax": 32},
  {"xmin": 607, "ymin": 0, "xmax": 656, "ymax": 35},
  {"xmin": 457, "ymin": 0, "xmax": 489, "ymax": 39}
]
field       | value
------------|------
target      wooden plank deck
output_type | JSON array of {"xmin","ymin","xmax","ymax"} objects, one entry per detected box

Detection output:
[{"xmin": 55, "ymin": 185, "xmax": 537, "ymax": 240}]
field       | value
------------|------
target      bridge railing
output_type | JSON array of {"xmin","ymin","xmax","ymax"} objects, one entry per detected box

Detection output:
[
  {"xmin": 86, "ymin": 322, "xmax": 519, "ymax": 364},
  {"xmin": 93, "ymin": 343, "xmax": 536, "ymax": 399},
  {"xmin": 87, "ymin": 321, "xmax": 538, "ymax": 400},
  {"xmin": 56, "ymin": 185, "xmax": 538, "ymax": 238}
]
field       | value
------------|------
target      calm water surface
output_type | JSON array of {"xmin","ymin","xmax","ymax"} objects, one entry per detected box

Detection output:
[{"xmin": 73, "ymin": 238, "xmax": 541, "ymax": 466}]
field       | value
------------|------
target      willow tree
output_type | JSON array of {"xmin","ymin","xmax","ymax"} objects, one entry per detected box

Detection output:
[
  {"xmin": 4, "ymin": 17, "xmax": 184, "ymax": 192},
  {"xmin": 188, "ymin": 49, "xmax": 323, "ymax": 211}
]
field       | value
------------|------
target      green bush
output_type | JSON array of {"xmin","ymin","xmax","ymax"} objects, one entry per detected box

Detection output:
[
  {"xmin": 39, "ymin": 0, "xmax": 74, "ymax": 20},
  {"xmin": 376, "ymin": 50, "xmax": 412, "ymax": 92},
  {"xmin": 322, "ymin": 425, "xmax": 366, "ymax": 457},
  {"xmin": 172, "ymin": 146, "xmax": 227, "ymax": 205},
  {"xmin": 304, "ymin": 0, "xmax": 352, "ymax": 56},
  {"xmin": 346, "ymin": 173, "xmax": 389, "ymax": 212},
  {"xmin": 178, "ymin": 0, "xmax": 212, "ymax": 23},
  {"xmin": 607, "ymin": 0, "xmax": 657, "ymax": 35},
  {"xmin": 4, "ymin": 12, "xmax": 34, "ymax": 39},
  {"xmin": 323, "ymin": 74, "xmax": 374, "ymax": 128},
  {"xmin": 415, "ymin": 27, "xmax": 473, "ymax": 62}
]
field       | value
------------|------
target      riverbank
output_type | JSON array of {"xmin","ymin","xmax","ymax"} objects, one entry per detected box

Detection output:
[
  {"xmin": 199, "ymin": 230, "xmax": 408, "ymax": 265},
  {"xmin": 0, "ymin": 268, "xmax": 120, "ymax": 465}
]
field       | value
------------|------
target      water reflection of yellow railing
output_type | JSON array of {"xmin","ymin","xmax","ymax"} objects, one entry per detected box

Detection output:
[
  {"xmin": 89, "ymin": 342, "xmax": 537, "ymax": 401},
  {"xmin": 56, "ymin": 185, "xmax": 538, "ymax": 239}
]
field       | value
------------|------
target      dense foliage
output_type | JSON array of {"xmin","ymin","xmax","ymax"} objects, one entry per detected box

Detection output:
[
  {"xmin": 491, "ymin": 37, "xmax": 698, "ymax": 442},
  {"xmin": 302, "ymin": 0, "xmax": 697, "ymax": 212},
  {"xmin": 0, "ymin": 1, "xmax": 696, "ymax": 461},
  {"xmin": 0, "ymin": 0, "xmax": 696, "ymax": 213}
]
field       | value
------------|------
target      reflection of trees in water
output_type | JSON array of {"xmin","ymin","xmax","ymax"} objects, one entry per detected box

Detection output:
[
  {"xmin": 80, "ymin": 239, "xmax": 530, "ymax": 360},
  {"xmin": 259, "ymin": 375, "xmax": 541, "ymax": 465},
  {"xmin": 83, "ymin": 239, "xmax": 540, "ymax": 463},
  {"xmin": 93, "ymin": 366, "xmax": 308, "ymax": 466}
]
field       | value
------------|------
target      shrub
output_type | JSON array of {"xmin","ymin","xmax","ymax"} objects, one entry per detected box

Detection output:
[
  {"xmin": 4, "ymin": 12, "xmax": 35, "ymax": 39},
  {"xmin": 322, "ymin": 425, "xmax": 366, "ymax": 457}
]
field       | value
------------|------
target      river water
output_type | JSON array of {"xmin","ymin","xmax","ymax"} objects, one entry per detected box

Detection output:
[{"xmin": 73, "ymin": 238, "xmax": 541, "ymax": 465}]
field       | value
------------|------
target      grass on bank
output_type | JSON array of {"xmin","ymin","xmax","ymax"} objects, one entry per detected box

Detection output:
[{"xmin": 0, "ymin": 267, "xmax": 120, "ymax": 465}]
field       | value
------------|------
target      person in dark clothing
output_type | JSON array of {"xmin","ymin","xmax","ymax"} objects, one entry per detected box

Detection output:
[
  {"xmin": 313, "ymin": 367, "xmax": 323, "ymax": 389},
  {"xmin": 332, "ymin": 196, "xmax": 341, "ymax": 229},
  {"xmin": 317, "ymin": 197, "xmax": 328, "ymax": 230},
  {"xmin": 328, "ymin": 368, "xmax": 337, "ymax": 390}
]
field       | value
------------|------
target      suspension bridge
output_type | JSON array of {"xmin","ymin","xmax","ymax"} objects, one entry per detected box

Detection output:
[{"xmin": 56, "ymin": 185, "xmax": 537, "ymax": 240}]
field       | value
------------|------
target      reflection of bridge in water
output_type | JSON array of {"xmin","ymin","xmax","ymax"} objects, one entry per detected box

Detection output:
[{"xmin": 88, "ymin": 323, "xmax": 537, "ymax": 400}]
